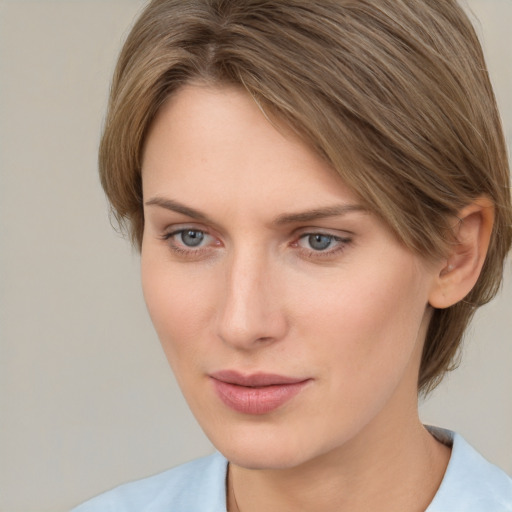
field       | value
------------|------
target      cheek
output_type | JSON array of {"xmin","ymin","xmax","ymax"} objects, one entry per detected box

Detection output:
[
  {"xmin": 287, "ymin": 258, "xmax": 430, "ymax": 444},
  {"xmin": 293, "ymin": 256, "xmax": 430, "ymax": 381},
  {"xmin": 140, "ymin": 253, "xmax": 217, "ymax": 367}
]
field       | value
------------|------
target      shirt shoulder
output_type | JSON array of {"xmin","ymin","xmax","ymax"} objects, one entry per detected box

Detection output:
[
  {"xmin": 70, "ymin": 452, "xmax": 228, "ymax": 512},
  {"xmin": 427, "ymin": 428, "xmax": 512, "ymax": 512}
]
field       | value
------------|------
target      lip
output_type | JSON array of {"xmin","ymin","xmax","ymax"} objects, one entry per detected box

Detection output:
[{"xmin": 210, "ymin": 370, "xmax": 311, "ymax": 415}]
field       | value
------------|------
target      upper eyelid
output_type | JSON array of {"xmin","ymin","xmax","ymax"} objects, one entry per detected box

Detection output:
[
  {"xmin": 166, "ymin": 227, "xmax": 212, "ymax": 241},
  {"xmin": 295, "ymin": 233, "xmax": 350, "ymax": 248},
  {"xmin": 294, "ymin": 227, "xmax": 355, "ymax": 238},
  {"xmin": 158, "ymin": 215, "xmax": 355, "ymax": 233},
  {"xmin": 163, "ymin": 224, "xmax": 215, "ymax": 238},
  {"xmin": 167, "ymin": 226, "xmax": 208, "ymax": 234},
  {"xmin": 298, "ymin": 232, "xmax": 349, "ymax": 240}
]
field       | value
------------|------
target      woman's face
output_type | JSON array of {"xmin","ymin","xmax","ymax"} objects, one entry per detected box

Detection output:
[{"xmin": 141, "ymin": 84, "xmax": 440, "ymax": 469}]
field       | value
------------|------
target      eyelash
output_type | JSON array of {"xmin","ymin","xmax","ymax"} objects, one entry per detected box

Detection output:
[
  {"xmin": 293, "ymin": 233, "xmax": 352, "ymax": 259},
  {"xmin": 161, "ymin": 229, "xmax": 216, "ymax": 258},
  {"xmin": 160, "ymin": 228, "xmax": 352, "ymax": 260}
]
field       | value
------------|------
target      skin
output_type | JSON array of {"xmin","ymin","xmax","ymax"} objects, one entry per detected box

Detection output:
[{"xmin": 140, "ymin": 84, "xmax": 454, "ymax": 511}]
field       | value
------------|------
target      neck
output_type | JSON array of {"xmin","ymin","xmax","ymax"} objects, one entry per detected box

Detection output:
[{"xmin": 228, "ymin": 403, "xmax": 450, "ymax": 512}]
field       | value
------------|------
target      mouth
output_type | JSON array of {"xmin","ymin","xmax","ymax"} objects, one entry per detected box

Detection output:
[{"xmin": 209, "ymin": 370, "xmax": 311, "ymax": 415}]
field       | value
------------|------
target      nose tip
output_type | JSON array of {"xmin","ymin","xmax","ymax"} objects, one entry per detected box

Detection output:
[
  {"xmin": 215, "ymin": 255, "xmax": 287, "ymax": 350},
  {"xmin": 218, "ymin": 319, "xmax": 276, "ymax": 349},
  {"xmin": 217, "ymin": 292, "xmax": 287, "ymax": 350}
]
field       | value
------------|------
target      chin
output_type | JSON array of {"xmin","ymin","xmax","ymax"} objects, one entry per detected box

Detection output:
[
  {"xmin": 223, "ymin": 445, "xmax": 310, "ymax": 471},
  {"xmin": 205, "ymin": 423, "xmax": 327, "ymax": 470}
]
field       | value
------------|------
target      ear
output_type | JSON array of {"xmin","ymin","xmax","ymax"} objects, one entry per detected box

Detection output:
[{"xmin": 428, "ymin": 197, "xmax": 495, "ymax": 309}]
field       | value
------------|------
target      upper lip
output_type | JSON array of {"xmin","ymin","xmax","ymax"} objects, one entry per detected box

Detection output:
[{"xmin": 210, "ymin": 370, "xmax": 309, "ymax": 387}]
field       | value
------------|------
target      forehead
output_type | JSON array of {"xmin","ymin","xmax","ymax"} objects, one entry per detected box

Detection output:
[{"xmin": 142, "ymin": 84, "xmax": 362, "ymax": 216}]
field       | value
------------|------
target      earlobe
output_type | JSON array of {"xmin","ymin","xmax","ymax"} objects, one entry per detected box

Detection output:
[{"xmin": 428, "ymin": 197, "xmax": 495, "ymax": 309}]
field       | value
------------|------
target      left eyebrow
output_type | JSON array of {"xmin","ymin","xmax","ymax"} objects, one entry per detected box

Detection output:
[{"xmin": 273, "ymin": 204, "xmax": 368, "ymax": 225}]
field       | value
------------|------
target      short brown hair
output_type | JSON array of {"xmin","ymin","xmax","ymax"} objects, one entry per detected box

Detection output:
[{"xmin": 99, "ymin": 0, "xmax": 512, "ymax": 394}]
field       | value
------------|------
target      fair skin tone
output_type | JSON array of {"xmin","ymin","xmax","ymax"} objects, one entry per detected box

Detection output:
[{"xmin": 140, "ymin": 84, "xmax": 493, "ymax": 512}]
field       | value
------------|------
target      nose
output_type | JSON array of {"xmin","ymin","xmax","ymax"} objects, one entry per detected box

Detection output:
[{"xmin": 215, "ymin": 247, "xmax": 288, "ymax": 350}]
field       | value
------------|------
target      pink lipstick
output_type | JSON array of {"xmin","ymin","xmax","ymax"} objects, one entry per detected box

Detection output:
[{"xmin": 210, "ymin": 370, "xmax": 310, "ymax": 415}]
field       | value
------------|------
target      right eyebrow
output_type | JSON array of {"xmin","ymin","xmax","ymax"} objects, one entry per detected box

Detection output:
[{"xmin": 144, "ymin": 197, "xmax": 211, "ymax": 222}]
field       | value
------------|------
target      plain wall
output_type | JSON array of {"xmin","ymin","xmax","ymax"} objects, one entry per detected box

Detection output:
[{"xmin": 0, "ymin": 1, "xmax": 510, "ymax": 511}]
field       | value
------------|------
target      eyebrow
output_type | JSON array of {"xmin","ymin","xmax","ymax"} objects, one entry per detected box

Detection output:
[
  {"xmin": 145, "ymin": 196, "xmax": 367, "ymax": 225},
  {"xmin": 273, "ymin": 204, "xmax": 367, "ymax": 225},
  {"xmin": 145, "ymin": 197, "xmax": 211, "ymax": 222}
]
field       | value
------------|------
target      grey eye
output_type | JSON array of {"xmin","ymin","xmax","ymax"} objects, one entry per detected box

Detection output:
[
  {"xmin": 307, "ymin": 234, "xmax": 333, "ymax": 251},
  {"xmin": 180, "ymin": 230, "xmax": 205, "ymax": 247}
]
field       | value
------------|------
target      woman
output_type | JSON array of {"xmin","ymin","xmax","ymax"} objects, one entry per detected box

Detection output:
[{"xmin": 73, "ymin": 0, "xmax": 512, "ymax": 510}]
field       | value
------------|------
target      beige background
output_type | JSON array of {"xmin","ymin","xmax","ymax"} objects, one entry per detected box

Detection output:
[{"xmin": 0, "ymin": 1, "xmax": 510, "ymax": 511}]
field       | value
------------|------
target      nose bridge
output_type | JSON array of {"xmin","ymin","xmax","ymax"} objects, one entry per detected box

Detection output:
[{"xmin": 216, "ymin": 243, "xmax": 285, "ymax": 349}]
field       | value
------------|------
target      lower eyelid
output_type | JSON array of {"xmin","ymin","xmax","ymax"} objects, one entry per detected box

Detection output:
[{"xmin": 301, "ymin": 242, "xmax": 349, "ymax": 258}]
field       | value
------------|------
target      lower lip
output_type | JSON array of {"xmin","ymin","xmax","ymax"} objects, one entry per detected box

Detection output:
[{"xmin": 211, "ymin": 379, "xmax": 310, "ymax": 415}]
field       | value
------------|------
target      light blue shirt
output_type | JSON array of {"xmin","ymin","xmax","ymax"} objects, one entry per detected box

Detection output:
[{"xmin": 72, "ymin": 430, "xmax": 512, "ymax": 511}]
